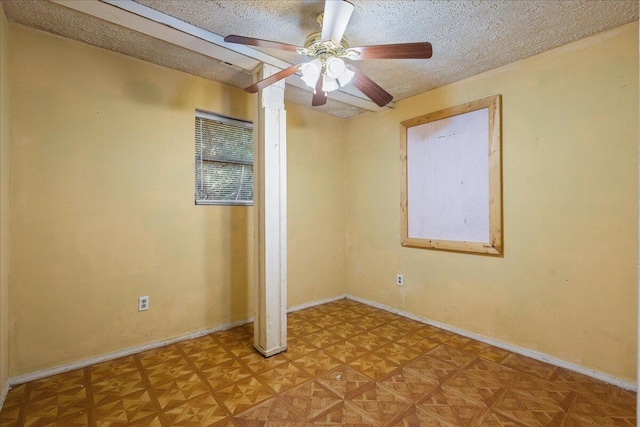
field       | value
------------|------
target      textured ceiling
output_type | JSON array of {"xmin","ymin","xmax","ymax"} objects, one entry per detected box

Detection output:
[{"xmin": 3, "ymin": 0, "xmax": 638, "ymax": 118}]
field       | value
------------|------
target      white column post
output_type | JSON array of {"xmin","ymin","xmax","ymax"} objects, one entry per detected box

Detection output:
[{"xmin": 253, "ymin": 63, "xmax": 287, "ymax": 357}]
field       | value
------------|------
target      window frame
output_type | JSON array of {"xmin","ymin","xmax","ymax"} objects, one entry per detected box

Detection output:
[
  {"xmin": 400, "ymin": 95, "xmax": 502, "ymax": 255},
  {"xmin": 194, "ymin": 109, "xmax": 254, "ymax": 206}
]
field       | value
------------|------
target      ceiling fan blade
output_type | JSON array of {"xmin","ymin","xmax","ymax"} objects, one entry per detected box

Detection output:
[
  {"xmin": 346, "ymin": 64, "xmax": 393, "ymax": 107},
  {"xmin": 320, "ymin": 0, "xmax": 354, "ymax": 44},
  {"xmin": 224, "ymin": 35, "xmax": 302, "ymax": 52},
  {"xmin": 346, "ymin": 42, "xmax": 433, "ymax": 60},
  {"xmin": 312, "ymin": 75, "xmax": 327, "ymax": 106},
  {"xmin": 244, "ymin": 64, "xmax": 302, "ymax": 93}
]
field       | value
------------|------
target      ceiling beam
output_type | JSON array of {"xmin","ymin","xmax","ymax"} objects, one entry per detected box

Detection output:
[{"xmin": 51, "ymin": 0, "xmax": 390, "ymax": 112}]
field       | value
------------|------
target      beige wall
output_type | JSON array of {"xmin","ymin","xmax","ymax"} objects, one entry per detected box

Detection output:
[
  {"xmin": 287, "ymin": 106, "xmax": 345, "ymax": 306},
  {"xmin": 7, "ymin": 24, "xmax": 346, "ymax": 376},
  {"xmin": 4, "ymin": 17, "xmax": 637, "ymax": 385},
  {"xmin": 345, "ymin": 22, "xmax": 638, "ymax": 381},
  {"xmin": 0, "ymin": 3, "xmax": 10, "ymax": 394}
]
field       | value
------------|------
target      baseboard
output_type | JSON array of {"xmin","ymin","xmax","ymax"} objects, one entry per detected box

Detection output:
[
  {"xmin": 9, "ymin": 316, "xmax": 253, "ymax": 386},
  {"xmin": 346, "ymin": 294, "xmax": 637, "ymax": 391},
  {"xmin": 8, "ymin": 294, "xmax": 347, "ymax": 388},
  {"xmin": 0, "ymin": 381, "xmax": 9, "ymax": 412},
  {"xmin": 287, "ymin": 294, "xmax": 347, "ymax": 313},
  {"xmin": 13, "ymin": 292, "xmax": 632, "ymax": 394}
]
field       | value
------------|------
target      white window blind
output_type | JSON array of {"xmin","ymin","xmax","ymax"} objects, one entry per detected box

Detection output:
[{"xmin": 195, "ymin": 110, "xmax": 253, "ymax": 205}]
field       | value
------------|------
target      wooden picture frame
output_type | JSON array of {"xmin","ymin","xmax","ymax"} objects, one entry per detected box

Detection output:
[{"xmin": 400, "ymin": 95, "xmax": 502, "ymax": 255}]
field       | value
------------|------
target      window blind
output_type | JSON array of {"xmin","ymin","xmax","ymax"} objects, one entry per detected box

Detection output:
[{"xmin": 195, "ymin": 111, "xmax": 254, "ymax": 205}]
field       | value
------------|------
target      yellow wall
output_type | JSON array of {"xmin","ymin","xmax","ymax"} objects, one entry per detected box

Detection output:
[
  {"xmin": 4, "ymin": 17, "xmax": 637, "ymax": 384},
  {"xmin": 7, "ymin": 24, "xmax": 346, "ymax": 376},
  {"xmin": 287, "ymin": 106, "xmax": 346, "ymax": 306},
  {"xmin": 0, "ymin": 3, "xmax": 10, "ymax": 394},
  {"xmin": 345, "ymin": 22, "xmax": 638, "ymax": 381}
]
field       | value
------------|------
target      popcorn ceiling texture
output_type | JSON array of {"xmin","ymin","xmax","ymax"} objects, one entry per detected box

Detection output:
[{"xmin": 3, "ymin": 0, "xmax": 638, "ymax": 118}]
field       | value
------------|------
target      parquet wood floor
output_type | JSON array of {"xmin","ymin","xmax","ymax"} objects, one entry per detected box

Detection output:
[{"xmin": 0, "ymin": 299, "xmax": 635, "ymax": 426}]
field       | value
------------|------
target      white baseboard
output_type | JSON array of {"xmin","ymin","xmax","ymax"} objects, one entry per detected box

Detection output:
[
  {"xmin": 9, "ymin": 316, "xmax": 253, "ymax": 386},
  {"xmin": 9, "ymin": 293, "xmax": 634, "ymax": 394},
  {"xmin": 0, "ymin": 381, "xmax": 9, "ymax": 412},
  {"xmin": 346, "ymin": 294, "xmax": 637, "ymax": 391},
  {"xmin": 8, "ymin": 295, "xmax": 347, "ymax": 388},
  {"xmin": 287, "ymin": 294, "xmax": 347, "ymax": 313}
]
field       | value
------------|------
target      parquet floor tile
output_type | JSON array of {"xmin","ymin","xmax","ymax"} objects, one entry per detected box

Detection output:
[
  {"xmin": 214, "ymin": 328, "xmax": 252, "ymax": 346},
  {"xmin": 353, "ymin": 316, "xmax": 388, "ymax": 331},
  {"xmin": 153, "ymin": 373, "xmax": 211, "ymax": 410},
  {"xmin": 278, "ymin": 380, "xmax": 342, "ymax": 420},
  {"xmin": 491, "ymin": 389, "xmax": 565, "ymax": 426},
  {"xmin": 325, "ymin": 324, "xmax": 366, "ymax": 340},
  {"xmin": 285, "ymin": 338, "xmax": 320, "ymax": 360},
  {"xmin": 348, "ymin": 332, "xmax": 391, "ymax": 352},
  {"xmin": 24, "ymin": 409, "xmax": 89, "ymax": 427},
  {"xmin": 348, "ymin": 352, "xmax": 400, "ymax": 380},
  {"xmin": 187, "ymin": 347, "xmax": 236, "ymax": 371},
  {"xmin": 300, "ymin": 330, "xmax": 343, "ymax": 349},
  {"xmin": 233, "ymin": 396, "xmax": 305, "ymax": 426},
  {"xmin": 177, "ymin": 336, "xmax": 221, "ymax": 356},
  {"xmin": 416, "ymin": 387, "xmax": 488, "ymax": 426},
  {"xmin": 316, "ymin": 366, "xmax": 373, "ymax": 401},
  {"xmin": 216, "ymin": 376, "xmax": 274, "ymax": 415},
  {"xmin": 378, "ymin": 368, "xmax": 439, "ymax": 402},
  {"xmin": 288, "ymin": 321, "xmax": 323, "ymax": 338},
  {"xmin": 291, "ymin": 350, "xmax": 342, "ymax": 377},
  {"xmin": 395, "ymin": 335, "xmax": 441, "ymax": 354},
  {"xmin": 509, "ymin": 375, "xmax": 575, "ymax": 409},
  {"xmin": 441, "ymin": 369, "xmax": 507, "ymax": 407},
  {"xmin": 90, "ymin": 357, "xmax": 139, "ymax": 383},
  {"xmin": 222, "ymin": 341, "xmax": 256, "ymax": 360},
  {"xmin": 428, "ymin": 331, "xmax": 461, "ymax": 346},
  {"xmin": 426, "ymin": 345, "xmax": 477, "ymax": 370},
  {"xmin": 161, "ymin": 393, "xmax": 226, "ymax": 426},
  {"xmin": 345, "ymin": 383, "xmax": 413, "ymax": 425},
  {"xmin": 324, "ymin": 341, "xmax": 369, "ymax": 364},
  {"xmin": 0, "ymin": 299, "xmax": 635, "ymax": 426},
  {"xmin": 257, "ymin": 362, "xmax": 314, "ymax": 394},
  {"xmin": 404, "ymin": 355, "xmax": 460, "ymax": 385},
  {"xmin": 477, "ymin": 411, "xmax": 529, "ymax": 426},
  {"xmin": 201, "ymin": 358, "xmax": 253, "ymax": 391},
  {"xmin": 369, "ymin": 324, "xmax": 410, "ymax": 342},
  {"xmin": 564, "ymin": 394, "xmax": 636, "ymax": 426},
  {"xmin": 310, "ymin": 401, "xmax": 380, "ymax": 426},
  {"xmin": 144, "ymin": 359, "xmax": 196, "ymax": 389},
  {"xmin": 373, "ymin": 342, "xmax": 422, "ymax": 365},
  {"xmin": 463, "ymin": 342, "xmax": 510, "ymax": 364},
  {"xmin": 239, "ymin": 351, "xmax": 290, "ymax": 375},
  {"xmin": 390, "ymin": 405, "xmax": 453, "ymax": 427},
  {"xmin": 138, "ymin": 346, "xmax": 184, "ymax": 368},
  {"xmin": 329, "ymin": 309, "xmax": 366, "ymax": 323},
  {"xmin": 500, "ymin": 355, "xmax": 558, "ymax": 382}
]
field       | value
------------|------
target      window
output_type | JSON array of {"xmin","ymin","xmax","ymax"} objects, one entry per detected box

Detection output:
[
  {"xmin": 195, "ymin": 110, "xmax": 253, "ymax": 205},
  {"xmin": 400, "ymin": 95, "xmax": 502, "ymax": 255}
]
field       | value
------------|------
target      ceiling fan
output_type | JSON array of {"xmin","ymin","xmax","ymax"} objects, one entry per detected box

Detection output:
[{"xmin": 224, "ymin": 0, "xmax": 432, "ymax": 108}]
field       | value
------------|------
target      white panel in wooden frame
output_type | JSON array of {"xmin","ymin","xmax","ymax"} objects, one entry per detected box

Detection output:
[{"xmin": 400, "ymin": 95, "xmax": 502, "ymax": 255}]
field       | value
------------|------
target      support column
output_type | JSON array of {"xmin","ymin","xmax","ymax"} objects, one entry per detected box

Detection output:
[{"xmin": 253, "ymin": 63, "xmax": 287, "ymax": 357}]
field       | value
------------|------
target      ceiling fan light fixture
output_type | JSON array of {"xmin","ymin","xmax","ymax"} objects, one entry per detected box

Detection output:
[
  {"xmin": 323, "ymin": 74, "xmax": 340, "ymax": 92},
  {"xmin": 324, "ymin": 57, "xmax": 351, "ymax": 91},
  {"xmin": 300, "ymin": 59, "xmax": 322, "ymax": 89},
  {"xmin": 337, "ymin": 67, "xmax": 355, "ymax": 87},
  {"xmin": 326, "ymin": 57, "xmax": 354, "ymax": 88},
  {"xmin": 325, "ymin": 57, "xmax": 345, "ymax": 79}
]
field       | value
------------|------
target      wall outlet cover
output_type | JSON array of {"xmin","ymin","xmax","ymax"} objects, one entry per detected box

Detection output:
[{"xmin": 138, "ymin": 296, "xmax": 149, "ymax": 311}]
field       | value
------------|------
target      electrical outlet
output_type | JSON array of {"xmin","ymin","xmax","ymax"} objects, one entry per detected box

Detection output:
[
  {"xmin": 138, "ymin": 296, "xmax": 149, "ymax": 311},
  {"xmin": 396, "ymin": 274, "xmax": 404, "ymax": 286}
]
